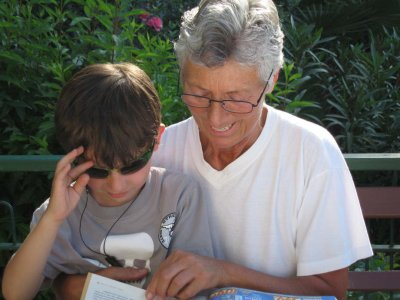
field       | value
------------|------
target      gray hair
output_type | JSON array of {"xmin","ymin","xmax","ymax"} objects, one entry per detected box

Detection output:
[{"xmin": 174, "ymin": 0, "xmax": 284, "ymax": 84}]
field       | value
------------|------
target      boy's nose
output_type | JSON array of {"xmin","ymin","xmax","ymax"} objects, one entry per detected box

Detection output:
[{"xmin": 107, "ymin": 171, "xmax": 124, "ymax": 191}]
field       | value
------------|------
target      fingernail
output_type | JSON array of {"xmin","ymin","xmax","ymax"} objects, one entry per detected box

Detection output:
[{"xmin": 145, "ymin": 291, "xmax": 153, "ymax": 300}]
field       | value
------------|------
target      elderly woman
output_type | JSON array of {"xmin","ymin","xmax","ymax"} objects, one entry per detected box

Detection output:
[
  {"xmin": 54, "ymin": 1, "xmax": 372, "ymax": 299},
  {"xmin": 146, "ymin": 0, "xmax": 372, "ymax": 299}
]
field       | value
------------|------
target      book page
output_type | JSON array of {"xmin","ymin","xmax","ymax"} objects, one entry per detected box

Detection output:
[{"xmin": 80, "ymin": 273, "xmax": 146, "ymax": 300}]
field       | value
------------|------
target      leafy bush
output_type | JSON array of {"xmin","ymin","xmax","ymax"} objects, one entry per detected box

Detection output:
[
  {"xmin": 0, "ymin": 0, "xmax": 399, "ymax": 299},
  {"xmin": 322, "ymin": 28, "xmax": 400, "ymax": 153},
  {"xmin": 278, "ymin": 0, "xmax": 400, "ymax": 154}
]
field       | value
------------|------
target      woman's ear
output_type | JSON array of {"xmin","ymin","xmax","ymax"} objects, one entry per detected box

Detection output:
[
  {"xmin": 267, "ymin": 69, "xmax": 280, "ymax": 93},
  {"xmin": 273, "ymin": 69, "xmax": 280, "ymax": 84},
  {"xmin": 154, "ymin": 124, "xmax": 165, "ymax": 151}
]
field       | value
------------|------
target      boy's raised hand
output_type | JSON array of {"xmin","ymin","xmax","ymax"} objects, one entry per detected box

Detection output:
[{"xmin": 46, "ymin": 146, "xmax": 93, "ymax": 225}]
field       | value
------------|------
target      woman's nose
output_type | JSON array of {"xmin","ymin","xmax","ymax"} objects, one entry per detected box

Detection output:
[{"xmin": 207, "ymin": 100, "xmax": 228, "ymax": 123}]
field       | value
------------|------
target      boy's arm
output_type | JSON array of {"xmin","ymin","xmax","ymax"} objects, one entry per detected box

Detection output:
[
  {"xmin": 2, "ymin": 147, "xmax": 92, "ymax": 300},
  {"xmin": 2, "ymin": 213, "xmax": 62, "ymax": 299}
]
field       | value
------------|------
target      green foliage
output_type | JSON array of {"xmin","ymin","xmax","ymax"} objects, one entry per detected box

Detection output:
[
  {"xmin": 280, "ymin": 0, "xmax": 400, "ymax": 37},
  {"xmin": 132, "ymin": 34, "xmax": 190, "ymax": 125},
  {"xmin": 322, "ymin": 28, "xmax": 400, "ymax": 153},
  {"xmin": 0, "ymin": 1, "xmax": 399, "ymax": 298},
  {"xmin": 267, "ymin": 62, "xmax": 321, "ymax": 123},
  {"xmin": 280, "ymin": 5, "xmax": 400, "ymax": 154},
  {"xmin": 0, "ymin": 0, "xmax": 185, "ymax": 156}
]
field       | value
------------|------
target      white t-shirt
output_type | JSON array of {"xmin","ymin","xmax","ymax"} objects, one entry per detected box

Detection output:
[{"xmin": 153, "ymin": 105, "xmax": 372, "ymax": 277}]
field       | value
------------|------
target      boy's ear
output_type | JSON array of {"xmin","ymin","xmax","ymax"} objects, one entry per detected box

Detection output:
[{"xmin": 154, "ymin": 124, "xmax": 165, "ymax": 151}]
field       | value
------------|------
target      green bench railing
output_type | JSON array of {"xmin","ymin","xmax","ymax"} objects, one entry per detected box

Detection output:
[
  {"xmin": 344, "ymin": 153, "xmax": 400, "ymax": 170},
  {"xmin": 0, "ymin": 155, "xmax": 62, "ymax": 172},
  {"xmin": 1, "ymin": 153, "xmax": 400, "ymax": 171},
  {"xmin": 1, "ymin": 153, "xmax": 399, "ymax": 294}
]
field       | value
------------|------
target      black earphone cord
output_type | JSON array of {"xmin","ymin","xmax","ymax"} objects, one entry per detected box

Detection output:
[{"xmin": 78, "ymin": 189, "xmax": 135, "ymax": 267}]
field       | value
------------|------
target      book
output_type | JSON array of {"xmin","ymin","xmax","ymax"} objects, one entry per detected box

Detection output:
[
  {"xmin": 80, "ymin": 273, "xmax": 146, "ymax": 300},
  {"xmin": 208, "ymin": 287, "xmax": 337, "ymax": 300},
  {"xmin": 79, "ymin": 274, "xmax": 336, "ymax": 300}
]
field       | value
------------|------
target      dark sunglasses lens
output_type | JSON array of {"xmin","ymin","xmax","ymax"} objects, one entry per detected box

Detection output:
[
  {"xmin": 120, "ymin": 159, "xmax": 148, "ymax": 175},
  {"xmin": 86, "ymin": 167, "xmax": 109, "ymax": 179}
]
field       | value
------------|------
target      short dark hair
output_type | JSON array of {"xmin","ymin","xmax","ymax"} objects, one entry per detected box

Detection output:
[{"xmin": 55, "ymin": 63, "xmax": 161, "ymax": 167}]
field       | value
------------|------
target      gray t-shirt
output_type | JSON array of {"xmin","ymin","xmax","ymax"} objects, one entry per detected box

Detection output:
[{"xmin": 31, "ymin": 167, "xmax": 214, "ymax": 288}]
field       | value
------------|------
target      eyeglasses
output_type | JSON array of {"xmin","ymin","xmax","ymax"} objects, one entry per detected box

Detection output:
[
  {"xmin": 181, "ymin": 71, "xmax": 273, "ymax": 114},
  {"xmin": 79, "ymin": 142, "xmax": 154, "ymax": 179}
]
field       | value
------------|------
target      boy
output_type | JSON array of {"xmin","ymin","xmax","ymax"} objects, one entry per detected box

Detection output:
[{"xmin": 2, "ymin": 63, "xmax": 214, "ymax": 299}]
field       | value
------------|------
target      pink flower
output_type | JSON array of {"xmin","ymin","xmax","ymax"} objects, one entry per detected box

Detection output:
[
  {"xmin": 146, "ymin": 16, "xmax": 163, "ymax": 32},
  {"xmin": 139, "ymin": 13, "xmax": 163, "ymax": 32}
]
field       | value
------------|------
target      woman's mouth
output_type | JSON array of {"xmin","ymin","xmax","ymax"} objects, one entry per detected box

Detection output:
[{"xmin": 211, "ymin": 123, "xmax": 234, "ymax": 132}]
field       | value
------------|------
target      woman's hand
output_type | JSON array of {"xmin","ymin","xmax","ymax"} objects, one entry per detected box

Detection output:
[{"xmin": 146, "ymin": 250, "xmax": 224, "ymax": 299}]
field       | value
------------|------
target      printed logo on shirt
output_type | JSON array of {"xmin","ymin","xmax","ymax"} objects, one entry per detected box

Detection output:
[{"xmin": 159, "ymin": 212, "xmax": 176, "ymax": 248}]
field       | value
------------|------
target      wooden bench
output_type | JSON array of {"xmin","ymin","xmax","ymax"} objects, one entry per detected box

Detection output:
[
  {"xmin": 345, "ymin": 154, "xmax": 400, "ymax": 293},
  {"xmin": 1, "ymin": 153, "xmax": 400, "ymax": 294},
  {"xmin": 348, "ymin": 187, "xmax": 400, "ymax": 291}
]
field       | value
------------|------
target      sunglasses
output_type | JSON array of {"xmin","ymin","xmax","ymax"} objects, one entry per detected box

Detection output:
[{"xmin": 78, "ymin": 143, "xmax": 155, "ymax": 179}]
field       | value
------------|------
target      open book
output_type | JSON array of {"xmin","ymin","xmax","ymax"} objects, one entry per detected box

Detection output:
[
  {"xmin": 80, "ymin": 274, "xmax": 336, "ymax": 300},
  {"xmin": 209, "ymin": 287, "xmax": 337, "ymax": 300},
  {"xmin": 80, "ymin": 273, "xmax": 146, "ymax": 300}
]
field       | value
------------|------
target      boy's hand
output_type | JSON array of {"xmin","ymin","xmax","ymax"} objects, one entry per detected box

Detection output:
[{"xmin": 45, "ymin": 146, "xmax": 93, "ymax": 225}]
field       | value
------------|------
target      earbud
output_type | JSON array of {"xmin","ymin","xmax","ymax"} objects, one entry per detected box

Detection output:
[{"xmin": 105, "ymin": 255, "xmax": 123, "ymax": 267}]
